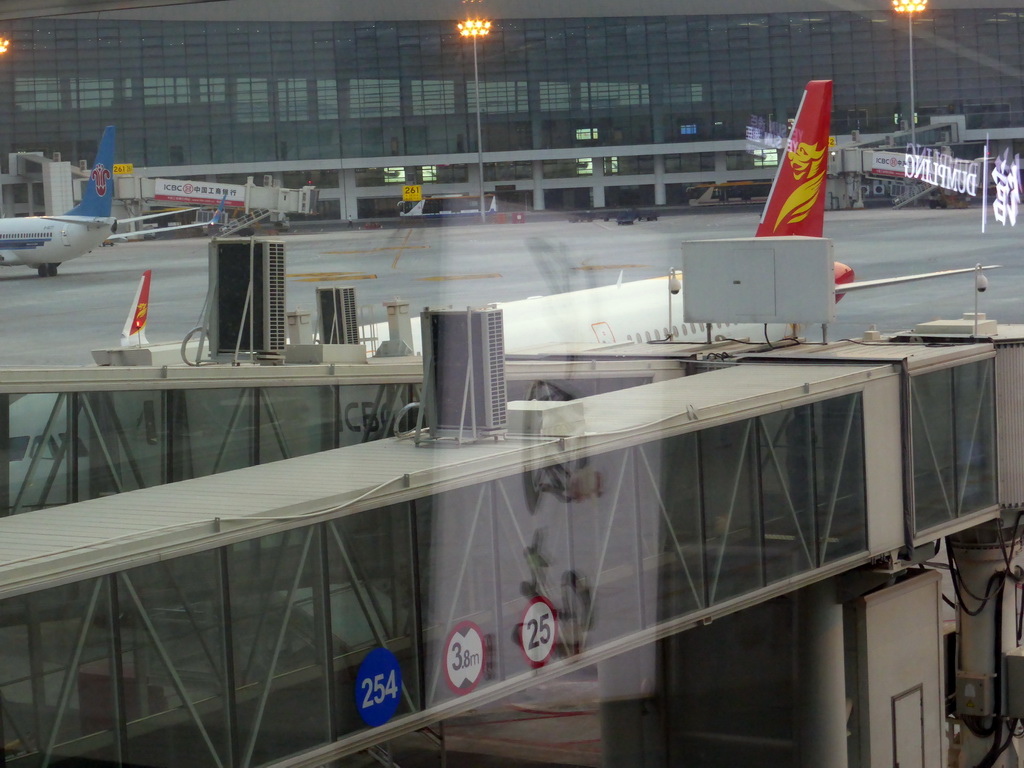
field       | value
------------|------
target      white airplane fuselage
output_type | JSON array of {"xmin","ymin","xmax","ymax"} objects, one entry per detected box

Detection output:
[
  {"xmin": 370, "ymin": 276, "xmax": 793, "ymax": 355},
  {"xmin": 494, "ymin": 277, "xmax": 790, "ymax": 350},
  {"xmin": 0, "ymin": 215, "xmax": 114, "ymax": 269}
]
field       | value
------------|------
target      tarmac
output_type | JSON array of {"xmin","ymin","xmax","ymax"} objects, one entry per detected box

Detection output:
[{"xmin": 0, "ymin": 204, "xmax": 1017, "ymax": 367}]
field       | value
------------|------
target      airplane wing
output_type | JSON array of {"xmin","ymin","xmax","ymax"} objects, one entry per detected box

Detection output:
[
  {"xmin": 837, "ymin": 265, "xmax": 999, "ymax": 294},
  {"xmin": 107, "ymin": 219, "xmax": 213, "ymax": 241},
  {"xmin": 118, "ymin": 208, "xmax": 200, "ymax": 225},
  {"xmin": 108, "ymin": 199, "xmax": 225, "ymax": 240},
  {"xmin": 46, "ymin": 216, "xmax": 115, "ymax": 228}
]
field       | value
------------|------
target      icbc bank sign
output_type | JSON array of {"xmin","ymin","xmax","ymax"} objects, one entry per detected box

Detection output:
[{"xmin": 153, "ymin": 179, "xmax": 245, "ymax": 207}]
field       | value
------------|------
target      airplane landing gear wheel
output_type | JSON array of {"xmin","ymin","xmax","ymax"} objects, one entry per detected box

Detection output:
[
  {"xmin": 37, "ymin": 265, "xmax": 47, "ymax": 277},
  {"xmin": 46, "ymin": 263, "xmax": 58, "ymax": 277}
]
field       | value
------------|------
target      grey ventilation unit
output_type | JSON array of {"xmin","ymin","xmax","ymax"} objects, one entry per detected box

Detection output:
[
  {"xmin": 316, "ymin": 286, "xmax": 359, "ymax": 345},
  {"xmin": 421, "ymin": 308, "xmax": 507, "ymax": 439},
  {"xmin": 208, "ymin": 238, "xmax": 286, "ymax": 359}
]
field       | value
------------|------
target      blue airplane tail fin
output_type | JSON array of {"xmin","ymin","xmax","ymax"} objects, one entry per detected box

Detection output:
[
  {"xmin": 66, "ymin": 126, "xmax": 115, "ymax": 218},
  {"xmin": 213, "ymin": 193, "xmax": 227, "ymax": 224}
]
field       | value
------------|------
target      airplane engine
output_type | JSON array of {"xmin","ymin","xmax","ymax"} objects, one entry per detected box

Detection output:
[
  {"xmin": 834, "ymin": 261, "xmax": 854, "ymax": 286},
  {"xmin": 834, "ymin": 261, "xmax": 854, "ymax": 303}
]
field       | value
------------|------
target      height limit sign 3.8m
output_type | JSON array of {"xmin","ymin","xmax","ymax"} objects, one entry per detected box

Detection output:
[{"xmin": 444, "ymin": 620, "xmax": 486, "ymax": 695}]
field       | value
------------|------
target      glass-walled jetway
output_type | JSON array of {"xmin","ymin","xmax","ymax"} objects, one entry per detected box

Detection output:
[
  {"xmin": 0, "ymin": 352, "xmax": 1003, "ymax": 768},
  {"xmin": 0, "ymin": 360, "xmax": 680, "ymax": 518},
  {"xmin": 1, "ymin": 378, "xmax": 416, "ymax": 517}
]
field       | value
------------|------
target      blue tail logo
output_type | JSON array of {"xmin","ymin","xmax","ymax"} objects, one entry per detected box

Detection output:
[
  {"xmin": 66, "ymin": 125, "xmax": 115, "ymax": 218},
  {"xmin": 213, "ymin": 193, "xmax": 227, "ymax": 223}
]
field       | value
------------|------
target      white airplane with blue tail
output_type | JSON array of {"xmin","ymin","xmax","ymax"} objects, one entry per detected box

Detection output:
[{"xmin": 0, "ymin": 126, "xmax": 223, "ymax": 277}]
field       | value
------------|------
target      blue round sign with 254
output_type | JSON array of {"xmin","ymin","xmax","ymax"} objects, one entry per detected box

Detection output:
[{"xmin": 355, "ymin": 647, "xmax": 402, "ymax": 727}]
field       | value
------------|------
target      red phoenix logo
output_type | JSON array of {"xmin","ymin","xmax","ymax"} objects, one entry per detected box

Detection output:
[{"xmin": 92, "ymin": 164, "xmax": 111, "ymax": 197}]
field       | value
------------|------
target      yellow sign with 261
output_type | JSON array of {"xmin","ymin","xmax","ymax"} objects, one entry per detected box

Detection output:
[{"xmin": 403, "ymin": 185, "xmax": 422, "ymax": 201}]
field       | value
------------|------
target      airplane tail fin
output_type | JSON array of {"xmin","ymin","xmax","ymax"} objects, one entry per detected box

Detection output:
[
  {"xmin": 208, "ymin": 193, "xmax": 228, "ymax": 229},
  {"xmin": 66, "ymin": 125, "xmax": 116, "ymax": 218},
  {"xmin": 121, "ymin": 269, "xmax": 151, "ymax": 347},
  {"xmin": 755, "ymin": 81, "xmax": 832, "ymax": 238}
]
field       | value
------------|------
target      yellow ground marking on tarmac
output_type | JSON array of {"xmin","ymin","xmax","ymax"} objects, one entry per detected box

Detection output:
[
  {"xmin": 320, "ymin": 230, "xmax": 425, "ymax": 270},
  {"xmin": 417, "ymin": 273, "xmax": 502, "ymax": 282},
  {"xmin": 573, "ymin": 264, "xmax": 649, "ymax": 271},
  {"xmin": 289, "ymin": 272, "xmax": 378, "ymax": 283}
]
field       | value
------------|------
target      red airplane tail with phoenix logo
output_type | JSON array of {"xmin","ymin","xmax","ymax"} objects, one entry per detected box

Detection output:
[
  {"xmin": 121, "ymin": 269, "xmax": 152, "ymax": 347},
  {"xmin": 755, "ymin": 80, "xmax": 856, "ymax": 289},
  {"xmin": 757, "ymin": 80, "xmax": 832, "ymax": 238}
]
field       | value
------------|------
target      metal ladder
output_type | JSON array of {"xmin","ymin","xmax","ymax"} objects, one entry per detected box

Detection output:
[
  {"xmin": 218, "ymin": 208, "xmax": 273, "ymax": 236},
  {"xmin": 892, "ymin": 182, "xmax": 933, "ymax": 209}
]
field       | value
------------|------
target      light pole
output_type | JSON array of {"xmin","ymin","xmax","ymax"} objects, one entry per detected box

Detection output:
[
  {"xmin": 893, "ymin": 0, "xmax": 927, "ymax": 148},
  {"xmin": 458, "ymin": 18, "xmax": 491, "ymax": 223}
]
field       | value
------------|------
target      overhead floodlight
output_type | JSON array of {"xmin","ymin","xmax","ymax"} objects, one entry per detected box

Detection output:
[
  {"xmin": 457, "ymin": 18, "xmax": 493, "ymax": 223},
  {"xmin": 0, "ymin": 38, "xmax": 11, "ymax": 54},
  {"xmin": 457, "ymin": 19, "xmax": 492, "ymax": 37},
  {"xmin": 892, "ymin": 0, "xmax": 927, "ymax": 12},
  {"xmin": 893, "ymin": 0, "xmax": 926, "ymax": 146}
]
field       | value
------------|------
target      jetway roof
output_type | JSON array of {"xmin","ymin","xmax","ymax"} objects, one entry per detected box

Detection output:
[
  {"xmin": 0, "ymin": 361, "xmax": 892, "ymax": 599},
  {"xmin": 745, "ymin": 338, "xmax": 996, "ymax": 372}
]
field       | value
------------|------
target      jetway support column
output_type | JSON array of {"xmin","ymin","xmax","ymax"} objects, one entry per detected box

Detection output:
[
  {"xmin": 796, "ymin": 578, "xmax": 849, "ymax": 768},
  {"xmin": 598, "ymin": 646, "xmax": 662, "ymax": 768},
  {"xmin": 949, "ymin": 529, "xmax": 1022, "ymax": 768}
]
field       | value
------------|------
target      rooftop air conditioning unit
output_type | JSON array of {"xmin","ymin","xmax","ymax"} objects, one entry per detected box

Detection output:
[
  {"xmin": 316, "ymin": 286, "xmax": 359, "ymax": 345},
  {"xmin": 207, "ymin": 238, "xmax": 286, "ymax": 359},
  {"xmin": 421, "ymin": 308, "xmax": 507, "ymax": 439}
]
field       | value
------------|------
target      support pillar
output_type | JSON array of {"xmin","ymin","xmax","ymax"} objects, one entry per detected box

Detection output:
[
  {"xmin": 532, "ymin": 160, "xmax": 545, "ymax": 211},
  {"xmin": 599, "ymin": 646, "xmax": 661, "ymax": 768},
  {"xmin": 654, "ymin": 155, "xmax": 667, "ymax": 207},
  {"xmin": 796, "ymin": 578, "xmax": 849, "ymax": 768},
  {"xmin": 591, "ymin": 159, "xmax": 606, "ymax": 210}
]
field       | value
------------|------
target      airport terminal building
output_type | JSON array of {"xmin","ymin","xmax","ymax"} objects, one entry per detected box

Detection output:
[{"xmin": 1, "ymin": 0, "xmax": 1023, "ymax": 218}]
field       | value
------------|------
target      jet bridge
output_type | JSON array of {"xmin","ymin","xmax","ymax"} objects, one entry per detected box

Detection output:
[
  {"xmin": 0, "ymin": 152, "xmax": 318, "ymax": 220},
  {"xmin": 0, "ymin": 336, "xmax": 1015, "ymax": 768},
  {"xmin": 116, "ymin": 174, "xmax": 319, "ymax": 222},
  {"xmin": 826, "ymin": 118, "xmax": 971, "ymax": 209}
]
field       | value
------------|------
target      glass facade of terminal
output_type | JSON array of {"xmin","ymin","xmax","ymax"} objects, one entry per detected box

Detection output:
[{"xmin": 0, "ymin": 10, "xmax": 1022, "ymax": 167}]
